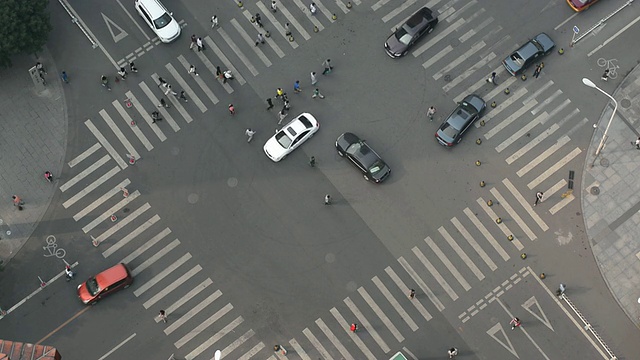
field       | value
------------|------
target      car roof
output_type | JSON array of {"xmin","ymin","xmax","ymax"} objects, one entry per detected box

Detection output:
[
  {"xmin": 95, "ymin": 263, "xmax": 129, "ymax": 286},
  {"xmin": 285, "ymin": 114, "xmax": 315, "ymax": 136},
  {"xmin": 353, "ymin": 143, "xmax": 380, "ymax": 165}
]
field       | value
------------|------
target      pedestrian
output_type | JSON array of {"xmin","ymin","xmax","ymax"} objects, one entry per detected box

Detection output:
[
  {"xmin": 40, "ymin": 72, "xmax": 47, "ymax": 86},
  {"xmin": 159, "ymin": 310, "xmax": 167, "ymax": 323},
  {"xmin": 211, "ymin": 15, "xmax": 218, "ymax": 28},
  {"xmin": 273, "ymin": 345, "xmax": 287, "ymax": 355},
  {"xmin": 509, "ymin": 317, "xmax": 521, "ymax": 330},
  {"xmin": 322, "ymin": 59, "xmax": 332, "ymax": 75},
  {"xmin": 151, "ymin": 110, "xmax": 162, "ymax": 123},
  {"xmin": 309, "ymin": 156, "xmax": 316, "ymax": 167},
  {"xmin": 282, "ymin": 92, "xmax": 289, "ymax": 103},
  {"xmin": 179, "ymin": 91, "xmax": 188, "ymax": 102},
  {"xmin": 409, "ymin": 289, "xmax": 416, "ymax": 299},
  {"xmin": 61, "ymin": 71, "xmax": 69, "ymax": 84},
  {"xmin": 266, "ymin": 97, "xmax": 274, "ymax": 110},
  {"xmin": 255, "ymin": 13, "xmax": 263, "ymax": 27},
  {"xmin": 310, "ymin": 3, "xmax": 317, "ymax": 15},
  {"xmin": 216, "ymin": 66, "xmax": 223, "ymax": 79},
  {"xmin": 188, "ymin": 65, "xmax": 199, "ymax": 76},
  {"xmin": 533, "ymin": 64, "xmax": 542, "ymax": 78},
  {"xmin": 190, "ymin": 34, "xmax": 197, "ymax": 50},
  {"xmin": 245, "ymin": 128, "xmax": 256, "ymax": 142},
  {"xmin": 129, "ymin": 62, "xmax": 138, "ymax": 73},
  {"xmin": 118, "ymin": 67, "xmax": 128, "ymax": 80},
  {"xmin": 427, "ymin": 106, "xmax": 436, "ymax": 121},
  {"xmin": 534, "ymin": 191, "xmax": 544, "ymax": 206},
  {"xmin": 486, "ymin": 72, "xmax": 497, "ymax": 84},
  {"xmin": 278, "ymin": 109, "xmax": 287, "ymax": 124},
  {"xmin": 12, "ymin": 195, "xmax": 24, "ymax": 207},
  {"xmin": 601, "ymin": 69, "xmax": 609, "ymax": 81},
  {"xmin": 157, "ymin": 77, "xmax": 167, "ymax": 87},
  {"xmin": 255, "ymin": 33, "xmax": 265, "ymax": 46},
  {"xmin": 121, "ymin": 187, "xmax": 129, "ymax": 197},
  {"xmin": 276, "ymin": 87, "xmax": 284, "ymax": 99},
  {"xmin": 448, "ymin": 347, "xmax": 458, "ymax": 359},
  {"xmin": 285, "ymin": 22, "xmax": 291, "ymax": 36},
  {"xmin": 228, "ymin": 104, "xmax": 235, "ymax": 115},
  {"xmin": 312, "ymin": 88, "xmax": 325, "ymax": 99},
  {"xmin": 271, "ymin": 1, "xmax": 277, "ymax": 12},
  {"xmin": 164, "ymin": 84, "xmax": 177, "ymax": 96},
  {"xmin": 294, "ymin": 80, "xmax": 302, "ymax": 93},
  {"xmin": 44, "ymin": 171, "xmax": 54, "ymax": 182},
  {"xmin": 556, "ymin": 283, "xmax": 566, "ymax": 296},
  {"xmin": 196, "ymin": 37, "xmax": 205, "ymax": 51},
  {"xmin": 310, "ymin": 71, "xmax": 318, "ymax": 85},
  {"xmin": 158, "ymin": 98, "xmax": 170, "ymax": 108},
  {"xmin": 634, "ymin": 137, "xmax": 640, "ymax": 149},
  {"xmin": 350, "ymin": 323, "xmax": 358, "ymax": 332},
  {"xmin": 36, "ymin": 62, "xmax": 47, "ymax": 75},
  {"xmin": 325, "ymin": 194, "xmax": 332, "ymax": 205}
]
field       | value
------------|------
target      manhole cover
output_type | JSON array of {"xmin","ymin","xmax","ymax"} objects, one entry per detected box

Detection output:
[
  {"xmin": 599, "ymin": 158, "xmax": 609, "ymax": 167},
  {"xmin": 590, "ymin": 186, "xmax": 600, "ymax": 195},
  {"xmin": 444, "ymin": 74, "xmax": 451, "ymax": 82},
  {"xmin": 621, "ymin": 98, "xmax": 631, "ymax": 109}
]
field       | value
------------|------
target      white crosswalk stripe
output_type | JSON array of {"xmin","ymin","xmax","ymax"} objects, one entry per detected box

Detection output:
[
  {"xmin": 357, "ymin": 287, "xmax": 404, "ymax": 342},
  {"xmin": 68, "ymin": 142, "xmax": 101, "ymax": 168},
  {"xmin": 112, "ymin": 100, "xmax": 154, "ymax": 150},
  {"xmin": 165, "ymin": 63, "xmax": 207, "ymax": 112},
  {"xmin": 329, "ymin": 307, "xmax": 377, "ymax": 360},
  {"xmin": 371, "ymin": 276, "xmax": 419, "ymax": 331},
  {"xmin": 217, "ymin": 27, "xmax": 260, "ymax": 76},
  {"xmin": 344, "ymin": 297, "xmax": 391, "ymax": 353},
  {"xmin": 315, "ymin": 318, "xmax": 355, "ymax": 360},
  {"xmin": 126, "ymin": 91, "xmax": 168, "ymax": 141}
]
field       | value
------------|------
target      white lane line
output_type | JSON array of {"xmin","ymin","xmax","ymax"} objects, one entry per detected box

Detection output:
[
  {"xmin": 133, "ymin": 253, "xmax": 191, "ymax": 298},
  {"xmin": 382, "ymin": 0, "xmax": 417, "ymax": 23},
  {"xmin": 490, "ymin": 188, "xmax": 536, "ymax": 241},
  {"xmin": 302, "ymin": 328, "xmax": 332, "ymax": 360},
  {"xmin": 97, "ymin": 332, "xmax": 136, "ymax": 360},
  {"xmin": 140, "ymin": 80, "xmax": 180, "ymax": 132},
  {"xmin": 443, "ymin": 52, "xmax": 495, "ymax": 92},
  {"xmin": 222, "ymin": 329, "xmax": 256, "ymax": 360},
  {"xmin": 176, "ymin": 303, "xmax": 234, "ymax": 348},
  {"xmin": 344, "ymin": 297, "xmax": 391, "ymax": 353},
  {"xmin": 98, "ymin": 109, "xmax": 140, "ymax": 159},
  {"xmin": 495, "ymin": 111, "xmax": 547, "ymax": 153},
  {"xmin": 289, "ymin": 338, "xmax": 312, "ymax": 360},
  {"xmin": 84, "ymin": 121, "xmax": 128, "ymax": 169},
  {"xmin": 531, "ymin": 89, "xmax": 563, "ymax": 116},
  {"xmin": 450, "ymin": 217, "xmax": 497, "ymax": 271},
  {"xmin": 205, "ymin": 36, "xmax": 247, "ymax": 85},
  {"xmin": 507, "ymin": 124, "xmax": 559, "ymax": 164},
  {"xmin": 398, "ymin": 257, "xmax": 445, "ymax": 311},
  {"xmin": 522, "ymin": 79, "xmax": 554, "ymax": 104},
  {"xmin": 96, "ymin": 203, "xmax": 151, "ymax": 249},
  {"xmin": 292, "ymin": 0, "xmax": 325, "ymax": 31},
  {"xmin": 277, "ymin": 3, "xmax": 311, "ymax": 41},
  {"xmin": 458, "ymin": 68, "xmax": 513, "ymax": 103},
  {"xmin": 372, "ymin": 0, "xmax": 391, "ymax": 11},
  {"xmin": 588, "ymin": 14, "xmax": 640, "ymax": 57},
  {"xmin": 448, "ymin": 0, "xmax": 477, "ymax": 22},
  {"xmin": 476, "ymin": 86, "xmax": 528, "ymax": 129},
  {"xmin": 166, "ymin": 63, "xmax": 207, "ymax": 113},
  {"xmin": 112, "ymin": 100, "xmax": 153, "ymax": 151},
  {"xmin": 517, "ymin": 135, "xmax": 571, "ymax": 177},
  {"xmin": 120, "ymin": 227, "xmax": 171, "ymax": 263},
  {"xmin": 185, "ymin": 316, "xmax": 243, "ymax": 358},
  {"xmin": 527, "ymin": 147, "xmax": 582, "ymax": 189},
  {"xmin": 357, "ymin": 287, "xmax": 404, "ymax": 342},
  {"xmin": 316, "ymin": 318, "xmax": 355, "ymax": 360},
  {"xmin": 73, "ymin": 178, "xmax": 131, "ymax": 221},
  {"xmin": 371, "ymin": 276, "xmax": 419, "ymax": 331},
  {"xmin": 434, "ymin": 41, "xmax": 486, "ymax": 80},
  {"xmin": 425, "ymin": 236, "xmax": 472, "ymax": 290},
  {"xmin": 115, "ymin": 0, "xmax": 149, "ymax": 40},
  {"xmin": 502, "ymin": 178, "xmax": 549, "ymax": 232},
  {"xmin": 68, "ymin": 143, "xmax": 102, "ymax": 168},
  {"xmin": 236, "ymin": 342, "xmax": 265, "ymax": 360},
  {"xmin": 62, "ymin": 166, "xmax": 119, "ymax": 208},
  {"xmin": 541, "ymin": 98, "xmax": 571, "ymax": 125},
  {"xmin": 437, "ymin": 228, "xmax": 484, "ymax": 281},
  {"xmin": 81, "ymin": 190, "xmax": 140, "ymax": 233},
  {"xmin": 412, "ymin": 247, "xmax": 459, "ymax": 300},
  {"xmin": 413, "ymin": 18, "xmax": 464, "ymax": 57},
  {"xmin": 127, "ymin": 90, "xmax": 167, "ymax": 141},
  {"xmin": 150, "ymin": 74, "xmax": 192, "ymax": 124},
  {"xmin": 256, "ymin": 1, "xmax": 299, "ymax": 48},
  {"xmin": 495, "ymin": 298, "xmax": 551, "ymax": 360},
  {"xmin": 218, "ymin": 27, "xmax": 260, "ymax": 76},
  {"xmin": 131, "ymin": 236, "xmax": 178, "ymax": 276},
  {"xmin": 384, "ymin": 266, "xmax": 433, "ymax": 321},
  {"xmin": 477, "ymin": 197, "xmax": 524, "ymax": 251},
  {"xmin": 230, "ymin": 18, "xmax": 272, "ymax": 67},
  {"xmin": 463, "ymin": 208, "xmax": 510, "ymax": 261},
  {"xmin": 484, "ymin": 98, "xmax": 537, "ymax": 138},
  {"xmin": 329, "ymin": 307, "xmax": 377, "ymax": 360},
  {"xmin": 422, "ymin": 45, "xmax": 453, "ymax": 69},
  {"xmin": 165, "ymin": 279, "xmax": 213, "ymax": 316},
  {"xmin": 144, "ymin": 265, "xmax": 201, "ymax": 309},
  {"xmin": 177, "ymin": 55, "xmax": 221, "ymax": 103},
  {"xmin": 241, "ymin": 10, "xmax": 286, "ymax": 57},
  {"xmin": 164, "ymin": 290, "xmax": 221, "ymax": 331},
  {"xmin": 457, "ymin": 13, "xmax": 491, "ymax": 42}
]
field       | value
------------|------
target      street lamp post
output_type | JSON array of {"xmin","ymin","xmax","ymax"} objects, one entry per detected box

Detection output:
[{"xmin": 582, "ymin": 78, "xmax": 618, "ymax": 167}]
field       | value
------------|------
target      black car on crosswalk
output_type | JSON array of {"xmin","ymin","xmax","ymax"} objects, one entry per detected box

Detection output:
[{"xmin": 384, "ymin": 7, "xmax": 438, "ymax": 58}]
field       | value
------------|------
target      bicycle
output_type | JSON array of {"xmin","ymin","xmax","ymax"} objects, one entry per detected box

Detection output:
[{"xmin": 597, "ymin": 58, "xmax": 619, "ymax": 79}]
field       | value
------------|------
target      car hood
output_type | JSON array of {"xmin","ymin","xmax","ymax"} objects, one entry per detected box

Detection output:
[
  {"xmin": 385, "ymin": 34, "xmax": 408, "ymax": 56},
  {"xmin": 263, "ymin": 135, "xmax": 288, "ymax": 162},
  {"xmin": 77, "ymin": 282, "xmax": 94, "ymax": 303},
  {"xmin": 533, "ymin": 33, "xmax": 555, "ymax": 52},
  {"xmin": 464, "ymin": 94, "xmax": 486, "ymax": 113}
]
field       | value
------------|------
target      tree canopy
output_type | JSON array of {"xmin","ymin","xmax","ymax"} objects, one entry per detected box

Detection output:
[{"xmin": 0, "ymin": 0, "xmax": 52, "ymax": 68}]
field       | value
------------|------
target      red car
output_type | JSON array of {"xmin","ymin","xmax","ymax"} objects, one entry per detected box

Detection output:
[
  {"xmin": 566, "ymin": 0, "xmax": 600, "ymax": 12},
  {"xmin": 77, "ymin": 263, "xmax": 133, "ymax": 304}
]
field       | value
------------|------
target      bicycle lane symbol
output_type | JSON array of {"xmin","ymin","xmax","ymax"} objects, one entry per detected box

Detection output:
[{"xmin": 43, "ymin": 235, "xmax": 66, "ymax": 258}]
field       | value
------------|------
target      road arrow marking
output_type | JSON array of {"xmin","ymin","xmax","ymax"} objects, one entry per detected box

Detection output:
[
  {"xmin": 522, "ymin": 296, "xmax": 554, "ymax": 331},
  {"xmin": 487, "ymin": 322, "xmax": 519, "ymax": 358}
]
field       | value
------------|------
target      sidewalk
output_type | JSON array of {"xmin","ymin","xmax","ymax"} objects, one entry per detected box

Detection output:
[
  {"xmin": 582, "ymin": 63, "xmax": 640, "ymax": 326},
  {"xmin": 0, "ymin": 48, "xmax": 68, "ymax": 267}
]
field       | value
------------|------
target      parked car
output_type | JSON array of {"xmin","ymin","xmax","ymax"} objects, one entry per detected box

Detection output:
[
  {"xmin": 135, "ymin": 0, "xmax": 181, "ymax": 43},
  {"xmin": 435, "ymin": 94, "xmax": 486, "ymax": 147},
  {"xmin": 77, "ymin": 263, "xmax": 133, "ymax": 305},
  {"xmin": 263, "ymin": 113, "xmax": 319, "ymax": 162},
  {"xmin": 384, "ymin": 7, "xmax": 438, "ymax": 58},
  {"xmin": 502, "ymin": 33, "xmax": 555, "ymax": 76},
  {"xmin": 335, "ymin": 132, "xmax": 391, "ymax": 183},
  {"xmin": 566, "ymin": 0, "xmax": 600, "ymax": 12}
]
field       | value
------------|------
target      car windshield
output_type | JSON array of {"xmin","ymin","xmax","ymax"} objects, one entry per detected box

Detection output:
[
  {"xmin": 275, "ymin": 131, "xmax": 292, "ymax": 149},
  {"xmin": 346, "ymin": 142, "xmax": 363, "ymax": 155},
  {"xmin": 395, "ymin": 26, "xmax": 413, "ymax": 45},
  {"xmin": 369, "ymin": 160, "xmax": 385, "ymax": 174},
  {"xmin": 153, "ymin": 13, "xmax": 172, "ymax": 29},
  {"xmin": 86, "ymin": 277, "xmax": 100, "ymax": 296},
  {"xmin": 510, "ymin": 53, "xmax": 525, "ymax": 65},
  {"xmin": 441, "ymin": 122, "xmax": 459, "ymax": 139}
]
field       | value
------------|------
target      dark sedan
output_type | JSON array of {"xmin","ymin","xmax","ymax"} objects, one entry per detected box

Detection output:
[
  {"xmin": 336, "ymin": 133, "xmax": 391, "ymax": 183},
  {"xmin": 384, "ymin": 7, "xmax": 438, "ymax": 58},
  {"xmin": 502, "ymin": 33, "xmax": 555, "ymax": 75},
  {"xmin": 435, "ymin": 94, "xmax": 486, "ymax": 147}
]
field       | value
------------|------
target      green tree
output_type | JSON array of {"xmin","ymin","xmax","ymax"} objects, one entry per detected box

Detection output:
[{"xmin": 0, "ymin": 0, "xmax": 52, "ymax": 68}]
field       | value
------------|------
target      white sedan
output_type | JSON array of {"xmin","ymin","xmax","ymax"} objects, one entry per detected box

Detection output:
[
  {"xmin": 135, "ymin": 0, "xmax": 181, "ymax": 43},
  {"xmin": 263, "ymin": 113, "xmax": 319, "ymax": 162}
]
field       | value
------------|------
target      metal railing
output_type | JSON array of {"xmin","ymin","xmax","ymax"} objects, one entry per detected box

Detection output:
[
  {"xmin": 571, "ymin": 0, "xmax": 634, "ymax": 46},
  {"xmin": 56, "ymin": 0, "xmax": 98, "ymax": 48}
]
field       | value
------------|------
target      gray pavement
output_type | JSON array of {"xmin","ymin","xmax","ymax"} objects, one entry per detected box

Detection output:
[
  {"xmin": 582, "ymin": 62, "xmax": 640, "ymax": 326},
  {"xmin": 0, "ymin": 48, "xmax": 67, "ymax": 267}
]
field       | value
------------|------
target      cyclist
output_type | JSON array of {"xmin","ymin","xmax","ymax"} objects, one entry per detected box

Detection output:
[
  {"xmin": 101, "ymin": 75, "xmax": 111, "ymax": 90},
  {"xmin": 118, "ymin": 67, "xmax": 127, "ymax": 80},
  {"xmin": 448, "ymin": 347, "xmax": 458, "ymax": 358},
  {"xmin": 510, "ymin": 317, "xmax": 521, "ymax": 330}
]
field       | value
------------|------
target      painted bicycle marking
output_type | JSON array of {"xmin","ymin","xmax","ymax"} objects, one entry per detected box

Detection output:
[
  {"xmin": 43, "ymin": 235, "xmax": 66, "ymax": 258},
  {"xmin": 597, "ymin": 58, "xmax": 619, "ymax": 79}
]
